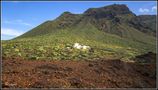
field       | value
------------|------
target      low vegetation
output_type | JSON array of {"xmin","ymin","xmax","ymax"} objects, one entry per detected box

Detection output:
[
  {"xmin": 2, "ymin": 4, "xmax": 156, "ymax": 61},
  {"xmin": 2, "ymin": 27, "xmax": 155, "ymax": 61}
]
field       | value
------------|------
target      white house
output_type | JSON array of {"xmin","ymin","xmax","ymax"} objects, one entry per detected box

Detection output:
[{"xmin": 73, "ymin": 43, "xmax": 90, "ymax": 50}]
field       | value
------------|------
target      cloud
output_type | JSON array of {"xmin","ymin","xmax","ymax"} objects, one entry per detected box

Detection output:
[
  {"xmin": 139, "ymin": 6, "xmax": 157, "ymax": 13},
  {"xmin": 1, "ymin": 28, "xmax": 25, "ymax": 36},
  {"xmin": 3, "ymin": 20, "xmax": 32, "ymax": 26},
  {"xmin": 152, "ymin": 6, "xmax": 157, "ymax": 12},
  {"xmin": 139, "ymin": 8, "xmax": 149, "ymax": 13}
]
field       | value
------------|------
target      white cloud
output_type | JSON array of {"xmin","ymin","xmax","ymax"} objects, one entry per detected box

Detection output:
[
  {"xmin": 139, "ymin": 6, "xmax": 157, "ymax": 14},
  {"xmin": 152, "ymin": 6, "xmax": 157, "ymax": 12},
  {"xmin": 1, "ymin": 28, "xmax": 25, "ymax": 36},
  {"xmin": 3, "ymin": 19, "xmax": 32, "ymax": 26},
  {"xmin": 139, "ymin": 8, "xmax": 149, "ymax": 13}
]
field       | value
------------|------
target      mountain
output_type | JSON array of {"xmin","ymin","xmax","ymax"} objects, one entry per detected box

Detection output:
[
  {"xmin": 2, "ymin": 4, "xmax": 156, "ymax": 88},
  {"xmin": 129, "ymin": 15, "xmax": 156, "ymax": 36},
  {"xmin": 17, "ymin": 4, "xmax": 156, "ymax": 39},
  {"xmin": 5, "ymin": 4, "xmax": 156, "ymax": 60}
]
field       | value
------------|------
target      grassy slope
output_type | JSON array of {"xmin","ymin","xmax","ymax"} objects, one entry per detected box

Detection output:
[
  {"xmin": 2, "ymin": 21, "xmax": 156, "ymax": 60},
  {"xmin": 17, "ymin": 13, "xmax": 83, "ymax": 39}
]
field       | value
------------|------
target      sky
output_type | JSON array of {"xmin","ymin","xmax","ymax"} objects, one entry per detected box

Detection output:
[{"xmin": 1, "ymin": 1, "xmax": 157, "ymax": 40}]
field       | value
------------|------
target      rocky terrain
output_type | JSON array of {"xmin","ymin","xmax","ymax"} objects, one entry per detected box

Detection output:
[{"xmin": 2, "ymin": 52, "xmax": 156, "ymax": 88}]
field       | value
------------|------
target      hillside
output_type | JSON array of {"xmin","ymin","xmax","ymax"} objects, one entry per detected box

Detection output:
[
  {"xmin": 17, "ymin": 4, "xmax": 156, "ymax": 38},
  {"xmin": 2, "ymin": 4, "xmax": 157, "ymax": 88},
  {"xmin": 2, "ymin": 4, "xmax": 156, "ymax": 60}
]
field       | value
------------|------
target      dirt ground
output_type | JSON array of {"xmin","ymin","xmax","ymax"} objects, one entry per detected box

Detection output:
[{"xmin": 2, "ymin": 53, "xmax": 156, "ymax": 88}]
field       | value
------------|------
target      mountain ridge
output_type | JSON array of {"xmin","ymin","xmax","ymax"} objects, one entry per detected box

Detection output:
[
  {"xmin": 17, "ymin": 4, "xmax": 156, "ymax": 39},
  {"xmin": 3, "ymin": 4, "xmax": 156, "ymax": 61}
]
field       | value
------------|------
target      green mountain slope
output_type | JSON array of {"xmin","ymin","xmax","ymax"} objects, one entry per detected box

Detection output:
[
  {"xmin": 129, "ymin": 15, "xmax": 156, "ymax": 36},
  {"xmin": 2, "ymin": 4, "xmax": 156, "ymax": 60}
]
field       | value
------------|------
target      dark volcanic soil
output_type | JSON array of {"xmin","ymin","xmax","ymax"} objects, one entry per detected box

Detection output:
[{"xmin": 2, "ymin": 54, "xmax": 156, "ymax": 88}]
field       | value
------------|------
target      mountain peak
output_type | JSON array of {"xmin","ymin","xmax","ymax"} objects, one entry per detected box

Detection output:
[
  {"xmin": 103, "ymin": 4, "xmax": 128, "ymax": 10},
  {"xmin": 84, "ymin": 4, "xmax": 134, "ymax": 19},
  {"xmin": 63, "ymin": 11, "xmax": 72, "ymax": 14},
  {"xmin": 17, "ymin": 4, "xmax": 155, "ymax": 39},
  {"xmin": 60, "ymin": 11, "xmax": 73, "ymax": 16}
]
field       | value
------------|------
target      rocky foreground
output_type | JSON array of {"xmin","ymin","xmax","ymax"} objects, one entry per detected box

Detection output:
[{"xmin": 2, "ymin": 53, "xmax": 156, "ymax": 88}]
